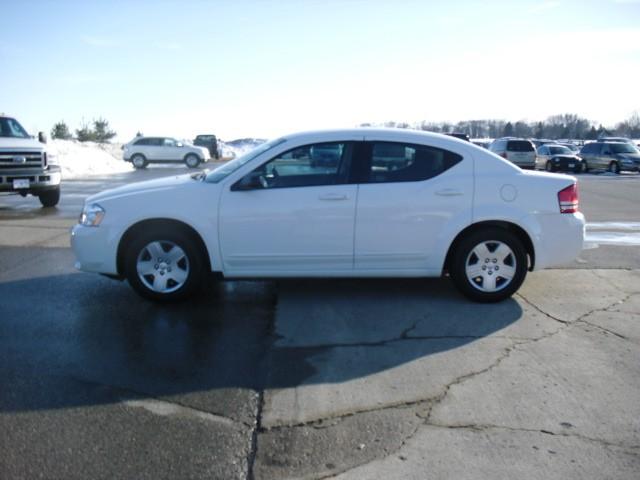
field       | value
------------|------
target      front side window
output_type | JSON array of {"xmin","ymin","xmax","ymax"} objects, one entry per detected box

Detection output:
[
  {"xmin": 163, "ymin": 138, "xmax": 177, "ymax": 147},
  {"xmin": 244, "ymin": 142, "xmax": 351, "ymax": 189},
  {"xmin": 206, "ymin": 138, "xmax": 286, "ymax": 183},
  {"xmin": 610, "ymin": 143, "xmax": 638, "ymax": 154},
  {"xmin": 365, "ymin": 142, "xmax": 462, "ymax": 183}
]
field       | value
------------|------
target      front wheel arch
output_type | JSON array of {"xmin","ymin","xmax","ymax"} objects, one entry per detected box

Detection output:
[
  {"xmin": 443, "ymin": 221, "xmax": 534, "ymax": 275},
  {"xmin": 116, "ymin": 218, "xmax": 211, "ymax": 277}
]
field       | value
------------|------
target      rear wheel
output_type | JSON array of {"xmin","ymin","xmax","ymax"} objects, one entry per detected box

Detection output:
[
  {"xmin": 608, "ymin": 161, "xmax": 620, "ymax": 174},
  {"xmin": 185, "ymin": 154, "xmax": 200, "ymax": 168},
  {"xmin": 38, "ymin": 187, "xmax": 60, "ymax": 207},
  {"xmin": 450, "ymin": 228, "xmax": 528, "ymax": 302},
  {"xmin": 124, "ymin": 227, "xmax": 205, "ymax": 302}
]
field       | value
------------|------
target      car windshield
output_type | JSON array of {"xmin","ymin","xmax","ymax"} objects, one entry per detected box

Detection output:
[
  {"xmin": 549, "ymin": 146, "xmax": 572, "ymax": 155},
  {"xmin": 610, "ymin": 143, "xmax": 638, "ymax": 154},
  {"xmin": 205, "ymin": 138, "xmax": 286, "ymax": 183},
  {"xmin": 0, "ymin": 117, "xmax": 30, "ymax": 138}
]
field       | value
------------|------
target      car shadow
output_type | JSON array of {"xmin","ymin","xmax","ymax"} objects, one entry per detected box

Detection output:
[{"xmin": 0, "ymin": 266, "xmax": 522, "ymax": 414}]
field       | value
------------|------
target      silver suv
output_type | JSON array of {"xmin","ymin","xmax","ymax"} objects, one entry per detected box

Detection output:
[
  {"xmin": 489, "ymin": 138, "xmax": 537, "ymax": 169},
  {"xmin": 123, "ymin": 136, "xmax": 210, "ymax": 169}
]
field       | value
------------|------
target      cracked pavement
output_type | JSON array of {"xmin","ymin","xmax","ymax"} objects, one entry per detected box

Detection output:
[{"xmin": 254, "ymin": 271, "xmax": 640, "ymax": 479}]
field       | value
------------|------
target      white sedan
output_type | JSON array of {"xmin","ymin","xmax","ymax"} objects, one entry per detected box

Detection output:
[{"xmin": 71, "ymin": 129, "xmax": 585, "ymax": 302}]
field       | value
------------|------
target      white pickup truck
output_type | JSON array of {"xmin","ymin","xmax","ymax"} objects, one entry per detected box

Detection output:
[{"xmin": 0, "ymin": 115, "xmax": 61, "ymax": 207}]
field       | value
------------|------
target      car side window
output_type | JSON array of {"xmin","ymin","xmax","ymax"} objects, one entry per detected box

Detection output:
[
  {"xmin": 163, "ymin": 138, "xmax": 176, "ymax": 147},
  {"xmin": 243, "ymin": 142, "xmax": 351, "ymax": 189},
  {"xmin": 134, "ymin": 138, "xmax": 149, "ymax": 146},
  {"xmin": 364, "ymin": 142, "xmax": 463, "ymax": 183}
]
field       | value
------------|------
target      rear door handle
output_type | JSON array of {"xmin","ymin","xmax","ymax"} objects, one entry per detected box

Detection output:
[
  {"xmin": 435, "ymin": 189, "xmax": 463, "ymax": 197},
  {"xmin": 319, "ymin": 193, "xmax": 348, "ymax": 201}
]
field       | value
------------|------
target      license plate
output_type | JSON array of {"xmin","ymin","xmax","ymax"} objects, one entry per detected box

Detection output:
[{"xmin": 13, "ymin": 179, "xmax": 30, "ymax": 189}]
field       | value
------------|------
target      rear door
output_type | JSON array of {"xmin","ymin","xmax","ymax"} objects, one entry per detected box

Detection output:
[{"xmin": 354, "ymin": 137, "xmax": 473, "ymax": 272}]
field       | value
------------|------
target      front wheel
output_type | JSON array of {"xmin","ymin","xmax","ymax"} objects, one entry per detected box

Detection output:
[
  {"xmin": 131, "ymin": 154, "xmax": 148, "ymax": 169},
  {"xmin": 124, "ymin": 228, "xmax": 205, "ymax": 302},
  {"xmin": 450, "ymin": 228, "xmax": 528, "ymax": 302},
  {"xmin": 39, "ymin": 187, "xmax": 60, "ymax": 207}
]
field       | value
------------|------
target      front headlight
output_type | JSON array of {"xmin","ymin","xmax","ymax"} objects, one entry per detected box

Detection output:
[{"xmin": 79, "ymin": 203, "xmax": 105, "ymax": 226}]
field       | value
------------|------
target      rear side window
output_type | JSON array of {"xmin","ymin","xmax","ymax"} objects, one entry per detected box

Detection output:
[
  {"xmin": 580, "ymin": 143, "xmax": 599, "ymax": 154},
  {"xmin": 365, "ymin": 142, "xmax": 462, "ymax": 183},
  {"xmin": 506, "ymin": 140, "xmax": 534, "ymax": 152}
]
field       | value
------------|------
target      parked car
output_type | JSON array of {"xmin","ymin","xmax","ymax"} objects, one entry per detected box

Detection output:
[
  {"xmin": 0, "ymin": 115, "xmax": 61, "ymax": 207},
  {"xmin": 488, "ymin": 138, "xmax": 537, "ymax": 169},
  {"xmin": 123, "ymin": 136, "xmax": 210, "ymax": 169},
  {"xmin": 579, "ymin": 141, "xmax": 640, "ymax": 173},
  {"xmin": 596, "ymin": 137, "xmax": 635, "ymax": 145},
  {"xmin": 71, "ymin": 129, "xmax": 584, "ymax": 303},
  {"xmin": 193, "ymin": 134, "xmax": 220, "ymax": 159},
  {"xmin": 445, "ymin": 132, "xmax": 470, "ymax": 142},
  {"xmin": 536, "ymin": 144, "xmax": 585, "ymax": 173}
]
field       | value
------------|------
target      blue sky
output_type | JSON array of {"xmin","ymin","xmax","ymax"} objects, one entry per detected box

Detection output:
[{"xmin": 1, "ymin": 0, "xmax": 639, "ymax": 141}]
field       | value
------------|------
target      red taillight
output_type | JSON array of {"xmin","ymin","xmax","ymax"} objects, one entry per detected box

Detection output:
[{"xmin": 558, "ymin": 183, "xmax": 579, "ymax": 213}]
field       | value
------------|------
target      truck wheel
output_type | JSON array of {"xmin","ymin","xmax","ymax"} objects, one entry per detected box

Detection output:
[
  {"xmin": 450, "ymin": 228, "xmax": 527, "ymax": 303},
  {"xmin": 185, "ymin": 154, "xmax": 200, "ymax": 168},
  {"xmin": 39, "ymin": 188, "xmax": 60, "ymax": 207},
  {"xmin": 132, "ymin": 154, "xmax": 148, "ymax": 169},
  {"xmin": 124, "ymin": 227, "xmax": 205, "ymax": 302}
]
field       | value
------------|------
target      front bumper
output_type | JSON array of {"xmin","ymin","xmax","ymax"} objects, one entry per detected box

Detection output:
[
  {"xmin": 70, "ymin": 223, "xmax": 119, "ymax": 275},
  {"xmin": 0, "ymin": 165, "xmax": 61, "ymax": 193}
]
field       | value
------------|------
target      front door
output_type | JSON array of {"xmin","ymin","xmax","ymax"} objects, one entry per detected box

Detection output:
[{"xmin": 218, "ymin": 141, "xmax": 357, "ymax": 275}]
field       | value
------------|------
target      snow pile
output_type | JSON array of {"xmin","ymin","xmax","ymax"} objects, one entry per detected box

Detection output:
[
  {"xmin": 219, "ymin": 138, "xmax": 266, "ymax": 159},
  {"xmin": 50, "ymin": 139, "xmax": 133, "ymax": 179}
]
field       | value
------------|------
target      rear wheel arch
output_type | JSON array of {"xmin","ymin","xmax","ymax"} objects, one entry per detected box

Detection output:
[
  {"xmin": 443, "ymin": 221, "xmax": 535, "ymax": 274},
  {"xmin": 117, "ymin": 218, "xmax": 211, "ymax": 276}
]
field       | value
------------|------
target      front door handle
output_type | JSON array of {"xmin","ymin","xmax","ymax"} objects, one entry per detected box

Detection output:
[
  {"xmin": 319, "ymin": 193, "xmax": 348, "ymax": 201},
  {"xmin": 436, "ymin": 189, "xmax": 463, "ymax": 197}
]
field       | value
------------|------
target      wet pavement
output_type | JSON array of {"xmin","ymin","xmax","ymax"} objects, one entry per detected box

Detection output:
[{"xmin": 1, "ymin": 168, "xmax": 639, "ymax": 479}]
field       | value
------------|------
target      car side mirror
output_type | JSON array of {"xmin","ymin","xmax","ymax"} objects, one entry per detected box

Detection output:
[
  {"xmin": 232, "ymin": 171, "xmax": 264, "ymax": 191},
  {"xmin": 38, "ymin": 131, "xmax": 47, "ymax": 144}
]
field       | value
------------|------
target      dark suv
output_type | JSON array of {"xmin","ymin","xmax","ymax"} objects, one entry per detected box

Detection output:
[
  {"xmin": 193, "ymin": 134, "xmax": 220, "ymax": 159},
  {"xmin": 579, "ymin": 141, "xmax": 640, "ymax": 173}
]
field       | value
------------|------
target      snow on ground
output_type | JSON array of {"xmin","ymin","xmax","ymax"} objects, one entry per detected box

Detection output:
[
  {"xmin": 50, "ymin": 139, "xmax": 264, "ymax": 179},
  {"xmin": 50, "ymin": 139, "xmax": 132, "ymax": 179}
]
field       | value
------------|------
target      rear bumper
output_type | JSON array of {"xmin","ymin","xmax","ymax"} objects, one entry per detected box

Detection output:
[
  {"xmin": 0, "ymin": 165, "xmax": 61, "ymax": 194},
  {"xmin": 527, "ymin": 212, "xmax": 585, "ymax": 270}
]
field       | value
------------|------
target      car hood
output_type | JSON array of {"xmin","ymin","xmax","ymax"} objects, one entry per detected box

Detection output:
[
  {"xmin": 87, "ymin": 174, "xmax": 199, "ymax": 204},
  {"xmin": 0, "ymin": 137, "xmax": 44, "ymax": 150}
]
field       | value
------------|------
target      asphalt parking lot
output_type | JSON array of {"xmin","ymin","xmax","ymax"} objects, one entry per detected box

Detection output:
[{"xmin": 1, "ymin": 168, "xmax": 639, "ymax": 479}]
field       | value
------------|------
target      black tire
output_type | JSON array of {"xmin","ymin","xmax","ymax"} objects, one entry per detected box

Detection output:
[
  {"xmin": 123, "ymin": 227, "xmax": 205, "ymax": 302},
  {"xmin": 450, "ymin": 228, "xmax": 528, "ymax": 303},
  {"xmin": 39, "ymin": 187, "xmax": 60, "ymax": 207},
  {"xmin": 545, "ymin": 161, "xmax": 554, "ymax": 172},
  {"xmin": 131, "ymin": 154, "xmax": 148, "ymax": 169},
  {"xmin": 608, "ymin": 161, "xmax": 620, "ymax": 174},
  {"xmin": 185, "ymin": 153, "xmax": 200, "ymax": 168}
]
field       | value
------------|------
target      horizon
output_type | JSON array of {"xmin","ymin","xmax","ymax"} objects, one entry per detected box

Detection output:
[{"xmin": 2, "ymin": 0, "xmax": 639, "ymax": 142}]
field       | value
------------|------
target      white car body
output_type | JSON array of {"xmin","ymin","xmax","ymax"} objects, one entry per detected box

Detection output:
[
  {"xmin": 72, "ymin": 128, "xmax": 585, "ymax": 302},
  {"xmin": 123, "ymin": 136, "xmax": 210, "ymax": 168}
]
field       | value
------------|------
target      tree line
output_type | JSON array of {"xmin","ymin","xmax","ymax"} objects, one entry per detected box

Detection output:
[
  {"xmin": 51, "ymin": 118, "xmax": 116, "ymax": 143},
  {"xmin": 363, "ymin": 112, "xmax": 640, "ymax": 140}
]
